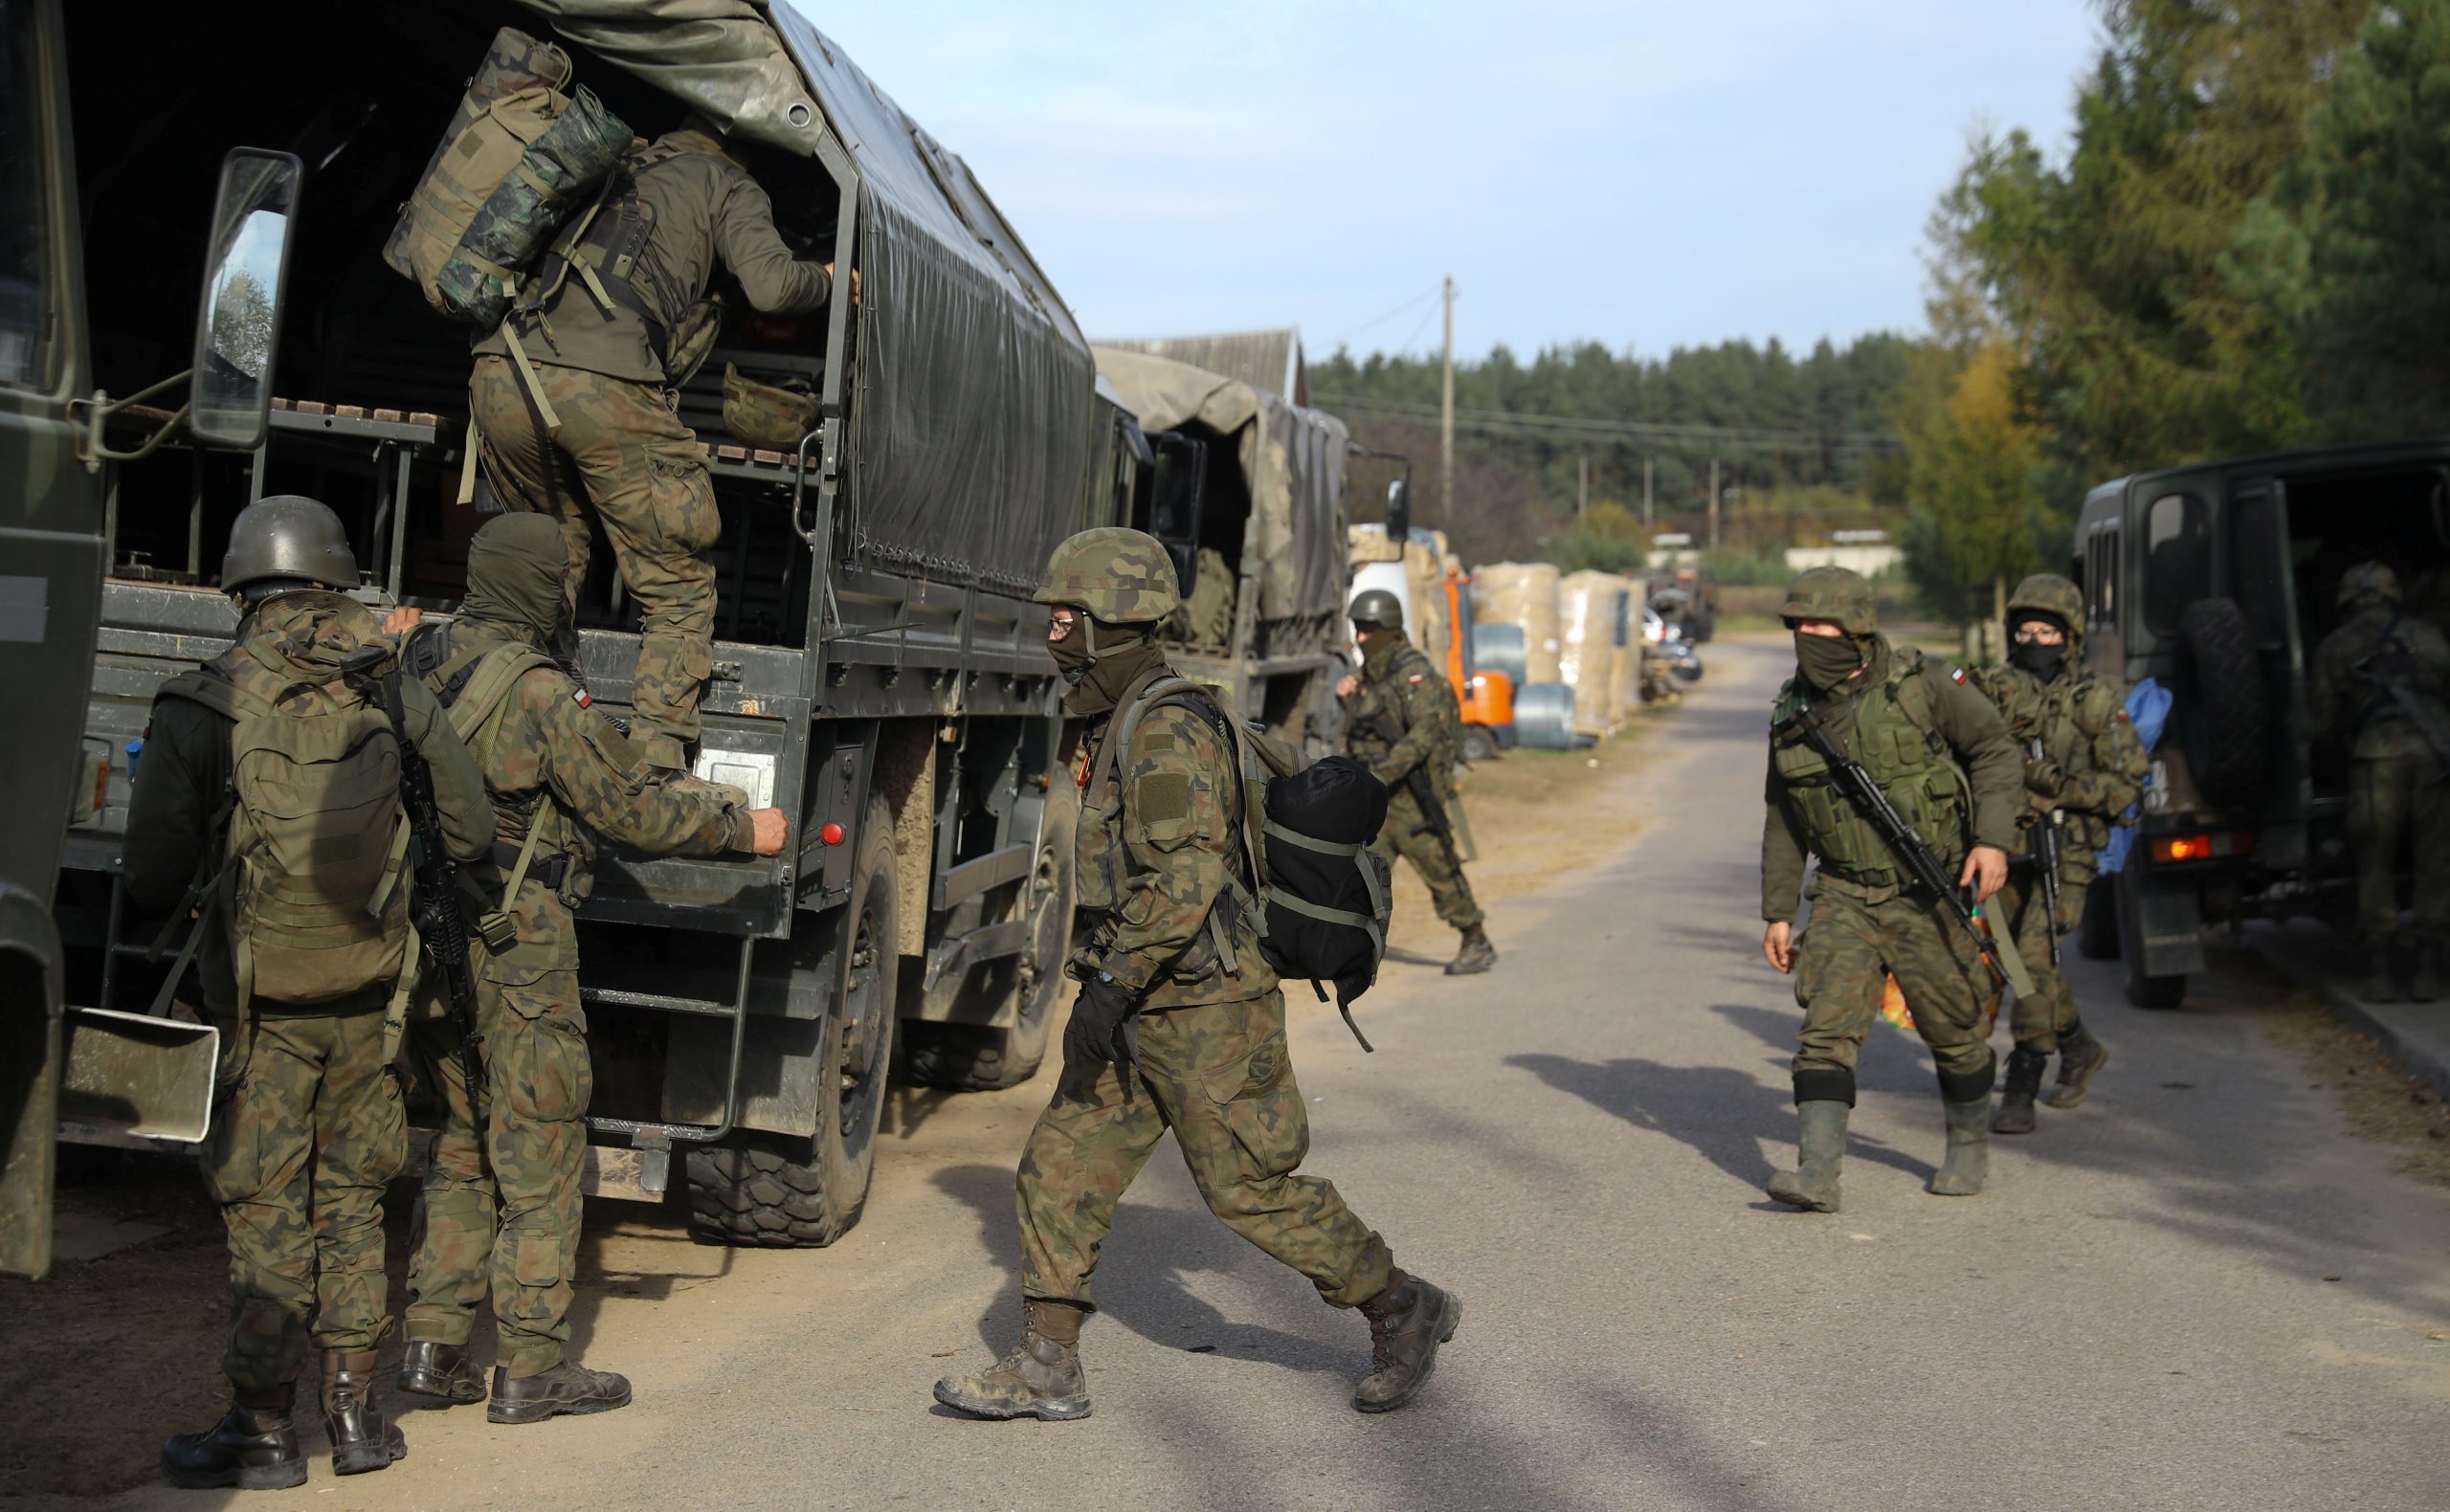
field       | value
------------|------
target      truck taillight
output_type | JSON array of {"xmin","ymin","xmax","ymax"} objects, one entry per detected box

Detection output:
[{"xmin": 2149, "ymin": 832, "xmax": 2252, "ymax": 864}]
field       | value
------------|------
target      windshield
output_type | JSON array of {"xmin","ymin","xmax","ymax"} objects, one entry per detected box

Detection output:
[{"xmin": 0, "ymin": 0, "xmax": 52, "ymax": 390}]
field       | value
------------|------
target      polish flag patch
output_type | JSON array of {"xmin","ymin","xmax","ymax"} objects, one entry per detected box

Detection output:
[
  {"xmin": 572, "ymin": 689, "xmax": 592, "ymax": 708},
  {"xmin": 1950, "ymin": 667, "xmax": 1968, "ymax": 683}
]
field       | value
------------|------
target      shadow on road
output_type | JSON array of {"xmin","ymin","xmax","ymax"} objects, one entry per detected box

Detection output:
[{"xmin": 1505, "ymin": 1052, "xmax": 1935, "ymax": 1189}]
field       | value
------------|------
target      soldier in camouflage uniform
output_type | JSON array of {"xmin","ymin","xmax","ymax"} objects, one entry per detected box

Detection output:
[
  {"xmin": 935, "ymin": 529, "xmax": 1459, "ymax": 1421},
  {"xmin": 1337, "ymin": 588, "xmax": 1495, "ymax": 974},
  {"xmin": 2308, "ymin": 562, "xmax": 2450, "ymax": 1002},
  {"xmin": 129, "ymin": 498, "xmax": 493, "ymax": 1490},
  {"xmin": 1968, "ymin": 574, "xmax": 2148, "ymax": 1134},
  {"xmin": 1761, "ymin": 567, "xmax": 2023, "ymax": 1212},
  {"xmin": 391, "ymin": 513, "xmax": 788, "ymax": 1424},
  {"xmin": 471, "ymin": 114, "xmax": 841, "ymax": 776}
]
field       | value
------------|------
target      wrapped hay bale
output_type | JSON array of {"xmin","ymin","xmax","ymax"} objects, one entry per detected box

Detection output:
[
  {"xmin": 1472, "ymin": 563, "xmax": 1563, "ymax": 685},
  {"xmin": 1612, "ymin": 577, "xmax": 1644, "ymax": 714},
  {"xmin": 1405, "ymin": 530, "xmax": 1452, "ymax": 665},
  {"xmin": 1557, "ymin": 570, "xmax": 1625, "ymax": 736}
]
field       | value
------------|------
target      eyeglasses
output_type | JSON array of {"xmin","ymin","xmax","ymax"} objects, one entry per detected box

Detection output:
[
  {"xmin": 2012, "ymin": 623, "xmax": 2067, "ymax": 645},
  {"xmin": 1047, "ymin": 611, "xmax": 1077, "ymax": 639}
]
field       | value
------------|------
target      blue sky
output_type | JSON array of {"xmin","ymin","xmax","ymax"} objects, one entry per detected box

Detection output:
[{"xmin": 793, "ymin": 2, "xmax": 2099, "ymax": 362}]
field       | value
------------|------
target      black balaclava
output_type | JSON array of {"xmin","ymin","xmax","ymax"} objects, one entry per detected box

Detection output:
[
  {"xmin": 1794, "ymin": 629, "xmax": 1870, "ymax": 692},
  {"xmin": 2008, "ymin": 611, "xmax": 2071, "ymax": 682},
  {"xmin": 1056, "ymin": 615, "xmax": 1165, "ymax": 718}
]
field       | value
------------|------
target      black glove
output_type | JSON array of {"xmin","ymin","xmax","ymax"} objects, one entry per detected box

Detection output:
[{"xmin": 1063, "ymin": 973, "xmax": 1141, "ymax": 1077}]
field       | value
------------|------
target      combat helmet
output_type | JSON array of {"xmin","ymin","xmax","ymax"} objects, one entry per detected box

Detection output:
[
  {"xmin": 1035, "ymin": 527, "xmax": 1180, "ymax": 624},
  {"xmin": 2337, "ymin": 561, "xmax": 2400, "ymax": 611},
  {"xmin": 1348, "ymin": 588, "xmax": 1404, "ymax": 632},
  {"xmin": 2007, "ymin": 573, "xmax": 2084, "ymax": 641},
  {"xmin": 1779, "ymin": 566, "xmax": 1877, "ymax": 635},
  {"xmin": 221, "ymin": 495, "xmax": 358, "ymax": 599}
]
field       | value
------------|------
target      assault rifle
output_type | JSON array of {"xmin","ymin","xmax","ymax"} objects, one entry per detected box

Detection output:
[
  {"xmin": 2028, "ymin": 740, "xmax": 2064, "ymax": 967},
  {"xmin": 2354, "ymin": 630, "xmax": 2450, "ymax": 781},
  {"xmin": 1775, "ymin": 707, "xmax": 2027, "ymax": 994},
  {"xmin": 1363, "ymin": 707, "xmax": 1454, "ymax": 841},
  {"xmin": 345, "ymin": 646, "xmax": 488, "ymax": 1114}
]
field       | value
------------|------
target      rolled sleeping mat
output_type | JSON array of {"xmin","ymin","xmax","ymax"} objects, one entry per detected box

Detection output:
[
  {"xmin": 1472, "ymin": 623, "xmax": 1528, "ymax": 690},
  {"xmin": 1514, "ymin": 681, "xmax": 1579, "ymax": 750}
]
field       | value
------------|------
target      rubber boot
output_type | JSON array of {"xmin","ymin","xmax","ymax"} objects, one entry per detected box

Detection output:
[
  {"xmin": 395, "ymin": 1340, "xmax": 486, "ymax": 1405},
  {"xmin": 487, "ymin": 1360, "xmax": 633, "ymax": 1425},
  {"xmin": 1929, "ymin": 1097, "xmax": 1992, "ymax": 1196},
  {"xmin": 1765, "ymin": 1101, "xmax": 1847, "ymax": 1212},
  {"xmin": 321, "ymin": 1349, "xmax": 405, "ymax": 1476},
  {"xmin": 161, "ymin": 1383, "xmax": 307, "ymax": 1491},
  {"xmin": 1352, "ymin": 1270, "xmax": 1462, "ymax": 1412},
  {"xmin": 2411, "ymin": 945, "xmax": 2442, "ymax": 1005},
  {"xmin": 1993, "ymin": 1046, "xmax": 2047, "ymax": 1135},
  {"xmin": 2048, "ymin": 1020, "xmax": 2110, "ymax": 1109},
  {"xmin": 933, "ymin": 1300, "xmax": 1091, "ymax": 1421},
  {"xmin": 1444, "ymin": 923, "xmax": 1497, "ymax": 976}
]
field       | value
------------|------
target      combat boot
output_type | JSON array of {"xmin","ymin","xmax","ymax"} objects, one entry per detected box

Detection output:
[
  {"xmin": 487, "ymin": 1360, "xmax": 633, "ymax": 1425},
  {"xmin": 161, "ymin": 1383, "xmax": 307, "ymax": 1491},
  {"xmin": 395, "ymin": 1340, "xmax": 486, "ymax": 1405},
  {"xmin": 1444, "ymin": 923, "xmax": 1496, "ymax": 976},
  {"xmin": 2411, "ymin": 946, "xmax": 2442, "ymax": 1004},
  {"xmin": 2048, "ymin": 1020, "xmax": 2111, "ymax": 1109},
  {"xmin": 933, "ymin": 1299, "xmax": 1091, "ymax": 1420},
  {"xmin": 1929, "ymin": 1096, "xmax": 1991, "ymax": 1196},
  {"xmin": 320, "ymin": 1349, "xmax": 405, "ymax": 1476},
  {"xmin": 1766, "ymin": 1100, "xmax": 1847, "ymax": 1212},
  {"xmin": 1993, "ymin": 1046, "xmax": 2047, "ymax": 1134},
  {"xmin": 1353, "ymin": 1270, "xmax": 1462, "ymax": 1412}
]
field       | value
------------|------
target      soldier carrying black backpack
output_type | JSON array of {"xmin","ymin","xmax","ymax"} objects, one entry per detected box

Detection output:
[{"xmin": 126, "ymin": 497, "xmax": 492, "ymax": 1492}]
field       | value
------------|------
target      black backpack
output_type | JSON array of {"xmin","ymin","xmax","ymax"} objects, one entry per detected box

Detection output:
[{"xmin": 1104, "ymin": 677, "xmax": 1393, "ymax": 1048}]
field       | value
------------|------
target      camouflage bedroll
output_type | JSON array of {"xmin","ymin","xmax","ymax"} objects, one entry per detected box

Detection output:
[
  {"xmin": 384, "ymin": 27, "xmax": 634, "ymax": 327},
  {"xmin": 721, "ymin": 364, "xmax": 821, "ymax": 450}
]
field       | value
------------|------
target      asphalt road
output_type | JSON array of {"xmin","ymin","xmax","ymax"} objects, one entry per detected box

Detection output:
[{"xmin": 95, "ymin": 635, "xmax": 2450, "ymax": 1511}]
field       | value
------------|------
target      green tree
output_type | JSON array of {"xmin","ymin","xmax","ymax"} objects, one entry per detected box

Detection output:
[{"xmin": 1900, "ymin": 342, "xmax": 2047, "ymax": 620}]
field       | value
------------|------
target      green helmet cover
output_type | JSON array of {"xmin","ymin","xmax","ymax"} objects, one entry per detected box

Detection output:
[
  {"xmin": 1779, "ymin": 566, "xmax": 1877, "ymax": 634},
  {"xmin": 1034, "ymin": 527, "xmax": 1181, "ymax": 624},
  {"xmin": 2006, "ymin": 573, "xmax": 2083, "ymax": 634}
]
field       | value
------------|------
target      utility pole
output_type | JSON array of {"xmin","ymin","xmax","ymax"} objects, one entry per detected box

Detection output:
[
  {"xmin": 1642, "ymin": 456, "xmax": 1654, "ymax": 529},
  {"xmin": 1439, "ymin": 274, "xmax": 1455, "ymax": 527},
  {"xmin": 1577, "ymin": 453, "xmax": 1589, "ymax": 518},
  {"xmin": 1708, "ymin": 456, "xmax": 1721, "ymax": 549}
]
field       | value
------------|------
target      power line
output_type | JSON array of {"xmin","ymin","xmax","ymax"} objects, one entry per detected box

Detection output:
[
  {"xmin": 1313, "ymin": 390, "xmax": 1905, "ymax": 452},
  {"xmin": 1326, "ymin": 281, "xmax": 1444, "ymax": 350}
]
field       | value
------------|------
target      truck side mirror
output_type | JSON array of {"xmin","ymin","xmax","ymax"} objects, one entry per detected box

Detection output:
[
  {"xmin": 189, "ymin": 148, "xmax": 302, "ymax": 451},
  {"xmin": 1385, "ymin": 479, "xmax": 1411, "ymax": 545}
]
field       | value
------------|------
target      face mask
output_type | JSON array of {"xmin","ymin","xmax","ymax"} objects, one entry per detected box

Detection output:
[
  {"xmin": 1794, "ymin": 631, "xmax": 1867, "ymax": 691},
  {"xmin": 1047, "ymin": 632, "xmax": 1094, "ymax": 684},
  {"xmin": 2010, "ymin": 639, "xmax": 2068, "ymax": 681}
]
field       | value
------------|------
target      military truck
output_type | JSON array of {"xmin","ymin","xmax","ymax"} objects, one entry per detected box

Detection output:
[
  {"xmin": 32, "ymin": 0, "xmax": 1112, "ymax": 1250},
  {"xmin": 1089, "ymin": 344, "xmax": 1354, "ymax": 746},
  {"xmin": 2073, "ymin": 438, "xmax": 2450, "ymax": 1010}
]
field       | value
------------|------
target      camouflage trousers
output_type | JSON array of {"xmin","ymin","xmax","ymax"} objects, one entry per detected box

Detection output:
[
  {"xmin": 1017, "ymin": 989, "xmax": 1394, "ymax": 1310},
  {"xmin": 471, "ymin": 353, "xmax": 719, "ymax": 770},
  {"xmin": 1993, "ymin": 860, "xmax": 2088, "ymax": 1054},
  {"xmin": 2348, "ymin": 752, "xmax": 2450, "ymax": 945},
  {"xmin": 201, "ymin": 1009, "xmax": 406, "ymax": 1390},
  {"xmin": 403, "ymin": 966, "xmax": 592, "ymax": 1377},
  {"xmin": 1372, "ymin": 789, "xmax": 1482, "ymax": 930},
  {"xmin": 1792, "ymin": 883, "xmax": 1994, "ymax": 1098}
]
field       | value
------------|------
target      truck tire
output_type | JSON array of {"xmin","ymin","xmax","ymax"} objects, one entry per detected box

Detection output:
[
  {"xmin": 2114, "ymin": 866, "xmax": 2188, "ymax": 1010},
  {"xmin": 897, "ymin": 785, "xmax": 1077, "ymax": 1091},
  {"xmin": 1459, "ymin": 723, "xmax": 1500, "ymax": 765},
  {"xmin": 687, "ymin": 793, "xmax": 897, "ymax": 1247},
  {"xmin": 2174, "ymin": 597, "xmax": 2270, "ymax": 811},
  {"xmin": 2077, "ymin": 875, "xmax": 2121, "ymax": 960}
]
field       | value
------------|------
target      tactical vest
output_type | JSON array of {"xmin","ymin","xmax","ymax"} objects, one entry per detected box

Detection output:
[
  {"xmin": 1771, "ymin": 649, "xmax": 1969, "ymax": 888},
  {"xmin": 1348, "ymin": 645, "xmax": 1453, "ymax": 771},
  {"xmin": 153, "ymin": 600, "xmax": 412, "ymax": 1015},
  {"xmin": 402, "ymin": 621, "xmax": 581, "ymax": 911}
]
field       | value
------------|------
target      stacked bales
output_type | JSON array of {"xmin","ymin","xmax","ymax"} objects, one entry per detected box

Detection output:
[
  {"xmin": 1557, "ymin": 570, "xmax": 1625, "ymax": 736},
  {"xmin": 1473, "ymin": 564, "xmax": 1563, "ymax": 686}
]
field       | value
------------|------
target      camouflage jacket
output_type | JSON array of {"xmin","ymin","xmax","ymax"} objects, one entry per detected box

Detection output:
[
  {"xmin": 1967, "ymin": 661, "xmax": 2148, "ymax": 865},
  {"xmin": 409, "ymin": 615, "xmax": 752, "ymax": 976},
  {"xmin": 122, "ymin": 594, "xmax": 493, "ymax": 1015},
  {"xmin": 2308, "ymin": 604, "xmax": 2450, "ymax": 762},
  {"xmin": 1341, "ymin": 630, "xmax": 1460, "ymax": 802},
  {"xmin": 1761, "ymin": 637, "xmax": 2021, "ymax": 922},
  {"xmin": 477, "ymin": 128, "xmax": 833, "ymax": 386},
  {"xmin": 1072, "ymin": 674, "xmax": 1276, "ymax": 1010}
]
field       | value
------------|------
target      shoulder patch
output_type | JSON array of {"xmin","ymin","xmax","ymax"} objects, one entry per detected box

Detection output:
[
  {"xmin": 572, "ymin": 688, "xmax": 593, "ymax": 708},
  {"xmin": 1407, "ymin": 673, "xmax": 1424, "ymax": 684},
  {"xmin": 1134, "ymin": 771, "xmax": 1192, "ymax": 822},
  {"xmin": 2116, "ymin": 709, "xmax": 2130, "ymax": 723},
  {"xmin": 1951, "ymin": 667, "xmax": 1968, "ymax": 683}
]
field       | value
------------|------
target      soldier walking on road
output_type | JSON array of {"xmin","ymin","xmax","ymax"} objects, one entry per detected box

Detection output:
[
  {"xmin": 471, "ymin": 112, "xmax": 842, "ymax": 780},
  {"xmin": 390, "ymin": 514, "xmax": 787, "ymax": 1424},
  {"xmin": 935, "ymin": 529, "xmax": 1459, "ymax": 1421},
  {"xmin": 1969, "ymin": 575, "xmax": 2147, "ymax": 1134},
  {"xmin": 1337, "ymin": 588, "xmax": 1495, "ymax": 975},
  {"xmin": 2308, "ymin": 562, "xmax": 2450, "ymax": 1002},
  {"xmin": 1760, "ymin": 567, "xmax": 2023, "ymax": 1211},
  {"xmin": 131, "ymin": 498, "xmax": 495, "ymax": 1490}
]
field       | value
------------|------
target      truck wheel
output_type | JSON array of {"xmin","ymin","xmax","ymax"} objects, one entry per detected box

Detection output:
[
  {"xmin": 2077, "ymin": 877, "xmax": 2121, "ymax": 960},
  {"xmin": 2174, "ymin": 598, "xmax": 2270, "ymax": 810},
  {"xmin": 898, "ymin": 786, "xmax": 1076, "ymax": 1091},
  {"xmin": 687, "ymin": 793, "xmax": 897, "ymax": 1247},
  {"xmin": 1460, "ymin": 724, "xmax": 1500, "ymax": 765}
]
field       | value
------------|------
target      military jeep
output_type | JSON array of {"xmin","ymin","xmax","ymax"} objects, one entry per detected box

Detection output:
[{"xmin": 2073, "ymin": 438, "xmax": 2450, "ymax": 1008}]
